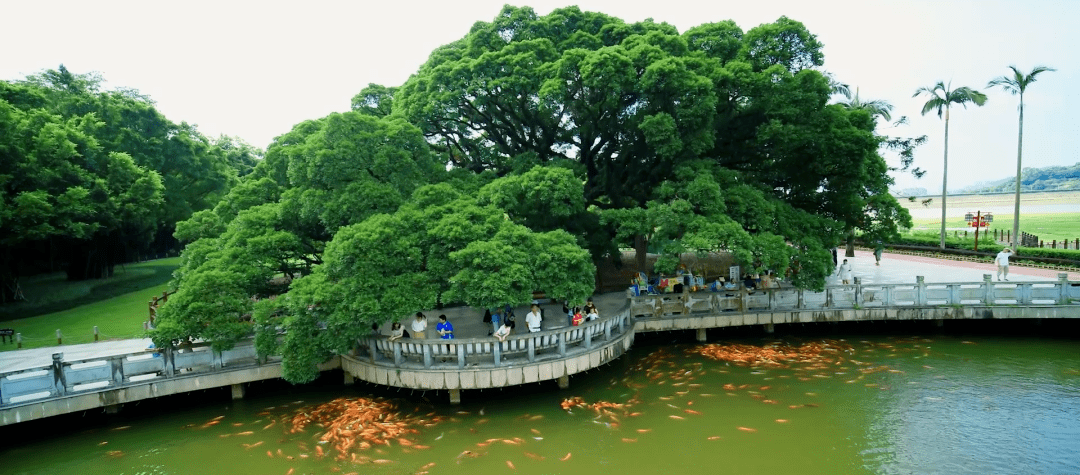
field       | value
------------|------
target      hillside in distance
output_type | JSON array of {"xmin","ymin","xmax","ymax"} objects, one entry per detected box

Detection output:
[{"xmin": 955, "ymin": 162, "xmax": 1080, "ymax": 194}]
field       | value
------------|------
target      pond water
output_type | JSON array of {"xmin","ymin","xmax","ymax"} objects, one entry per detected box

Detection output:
[{"xmin": 4, "ymin": 327, "xmax": 1079, "ymax": 475}]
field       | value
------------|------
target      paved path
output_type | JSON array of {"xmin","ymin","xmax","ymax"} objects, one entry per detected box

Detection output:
[{"xmin": 3, "ymin": 253, "xmax": 1076, "ymax": 373}]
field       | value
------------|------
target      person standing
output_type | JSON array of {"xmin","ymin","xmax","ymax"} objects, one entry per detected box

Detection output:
[
  {"xmin": 526, "ymin": 303, "xmax": 543, "ymax": 333},
  {"xmin": 837, "ymin": 259, "xmax": 853, "ymax": 285},
  {"xmin": 411, "ymin": 312, "xmax": 428, "ymax": 339},
  {"xmin": 995, "ymin": 248, "xmax": 1013, "ymax": 281},
  {"xmin": 436, "ymin": 314, "xmax": 454, "ymax": 339},
  {"xmin": 874, "ymin": 242, "xmax": 884, "ymax": 266}
]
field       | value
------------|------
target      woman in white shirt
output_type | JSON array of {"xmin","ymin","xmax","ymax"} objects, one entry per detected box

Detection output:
[
  {"xmin": 494, "ymin": 321, "xmax": 514, "ymax": 341},
  {"xmin": 411, "ymin": 312, "xmax": 428, "ymax": 339}
]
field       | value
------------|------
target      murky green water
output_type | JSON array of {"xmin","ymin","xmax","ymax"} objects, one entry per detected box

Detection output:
[{"xmin": 4, "ymin": 331, "xmax": 1079, "ymax": 475}]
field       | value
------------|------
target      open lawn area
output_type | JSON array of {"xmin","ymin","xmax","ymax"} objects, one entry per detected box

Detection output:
[
  {"xmin": 907, "ymin": 213, "xmax": 1080, "ymax": 245},
  {"xmin": 900, "ymin": 191, "xmax": 1080, "ymax": 245},
  {"xmin": 0, "ymin": 258, "xmax": 179, "ymax": 351}
]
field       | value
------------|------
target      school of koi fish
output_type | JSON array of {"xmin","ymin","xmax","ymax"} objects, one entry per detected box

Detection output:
[
  {"xmin": 285, "ymin": 396, "xmax": 440, "ymax": 461},
  {"xmin": 124, "ymin": 337, "xmax": 938, "ymax": 472}
]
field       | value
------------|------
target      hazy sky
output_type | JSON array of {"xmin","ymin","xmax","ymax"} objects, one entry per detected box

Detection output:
[{"xmin": 3, "ymin": 0, "xmax": 1077, "ymax": 192}]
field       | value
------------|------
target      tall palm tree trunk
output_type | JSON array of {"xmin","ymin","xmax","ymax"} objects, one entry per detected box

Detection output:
[
  {"xmin": 940, "ymin": 109, "xmax": 950, "ymax": 249},
  {"xmin": 1011, "ymin": 100, "xmax": 1024, "ymax": 253}
]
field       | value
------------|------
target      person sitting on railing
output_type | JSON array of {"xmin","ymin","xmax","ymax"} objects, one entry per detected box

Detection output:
[
  {"xmin": 585, "ymin": 303, "xmax": 599, "ymax": 322},
  {"xmin": 388, "ymin": 322, "xmax": 409, "ymax": 342},
  {"xmin": 571, "ymin": 307, "xmax": 585, "ymax": 326},
  {"xmin": 526, "ymin": 303, "xmax": 543, "ymax": 332},
  {"xmin": 494, "ymin": 320, "xmax": 515, "ymax": 341},
  {"xmin": 742, "ymin": 274, "xmax": 758, "ymax": 292},
  {"xmin": 436, "ymin": 314, "xmax": 454, "ymax": 339}
]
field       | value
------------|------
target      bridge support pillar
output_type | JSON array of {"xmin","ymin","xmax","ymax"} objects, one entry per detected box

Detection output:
[
  {"xmin": 935, "ymin": 319, "xmax": 944, "ymax": 328},
  {"xmin": 105, "ymin": 404, "xmax": 121, "ymax": 414},
  {"xmin": 449, "ymin": 389, "xmax": 462, "ymax": 405},
  {"xmin": 696, "ymin": 328, "xmax": 707, "ymax": 342},
  {"xmin": 764, "ymin": 323, "xmax": 775, "ymax": 334},
  {"xmin": 557, "ymin": 375, "xmax": 570, "ymax": 389},
  {"xmin": 343, "ymin": 372, "xmax": 355, "ymax": 386},
  {"xmin": 231, "ymin": 383, "xmax": 245, "ymax": 400}
]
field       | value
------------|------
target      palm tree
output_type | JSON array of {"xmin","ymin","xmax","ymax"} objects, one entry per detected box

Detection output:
[
  {"xmin": 913, "ymin": 82, "xmax": 988, "ymax": 249},
  {"xmin": 987, "ymin": 65, "xmax": 1056, "ymax": 254},
  {"xmin": 839, "ymin": 87, "xmax": 893, "ymax": 122}
]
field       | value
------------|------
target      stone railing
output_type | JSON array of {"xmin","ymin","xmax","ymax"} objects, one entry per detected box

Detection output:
[
  {"xmin": 630, "ymin": 274, "xmax": 1080, "ymax": 318},
  {"xmin": 355, "ymin": 309, "xmax": 633, "ymax": 370},
  {"xmin": 0, "ymin": 342, "xmax": 270, "ymax": 406}
]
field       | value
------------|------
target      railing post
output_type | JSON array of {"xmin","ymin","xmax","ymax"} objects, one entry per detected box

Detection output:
[
  {"xmin": 797, "ymin": 290, "xmax": 804, "ymax": 309},
  {"xmin": 558, "ymin": 331, "xmax": 566, "ymax": 356},
  {"xmin": 457, "ymin": 343, "xmax": 466, "ymax": 369},
  {"xmin": 768, "ymin": 290, "xmax": 776, "ymax": 310},
  {"xmin": 368, "ymin": 339, "xmax": 378, "ymax": 363},
  {"xmin": 604, "ymin": 321, "xmax": 611, "ymax": 340},
  {"xmin": 915, "ymin": 276, "xmax": 927, "ymax": 306},
  {"xmin": 883, "ymin": 285, "xmax": 893, "ymax": 306},
  {"xmin": 854, "ymin": 277, "xmax": 862, "ymax": 308},
  {"xmin": 52, "ymin": 353, "xmax": 66, "ymax": 396},
  {"xmin": 983, "ymin": 274, "xmax": 993, "ymax": 305},
  {"xmin": 527, "ymin": 337, "xmax": 536, "ymax": 362},
  {"xmin": 422, "ymin": 344, "xmax": 432, "ymax": 368},
  {"xmin": 585, "ymin": 328, "xmax": 592, "ymax": 349},
  {"xmin": 165, "ymin": 346, "xmax": 175, "ymax": 377},
  {"xmin": 1060, "ymin": 273, "xmax": 1070, "ymax": 305},
  {"xmin": 949, "ymin": 284, "xmax": 959, "ymax": 305},
  {"xmin": 112, "ymin": 356, "xmax": 125, "ymax": 386},
  {"xmin": 493, "ymin": 342, "xmax": 501, "ymax": 366},
  {"xmin": 393, "ymin": 342, "xmax": 403, "ymax": 365},
  {"xmin": 825, "ymin": 288, "xmax": 833, "ymax": 308}
]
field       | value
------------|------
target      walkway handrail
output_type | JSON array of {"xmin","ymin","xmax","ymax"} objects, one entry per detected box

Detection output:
[
  {"xmin": 629, "ymin": 274, "xmax": 1079, "ymax": 317},
  {"xmin": 0, "ymin": 341, "xmax": 270, "ymax": 406},
  {"xmin": 355, "ymin": 307, "xmax": 633, "ymax": 370}
]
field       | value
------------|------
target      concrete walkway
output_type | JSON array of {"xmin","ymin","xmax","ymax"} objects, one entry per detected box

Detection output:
[{"xmin": 3, "ymin": 252, "xmax": 1076, "ymax": 373}]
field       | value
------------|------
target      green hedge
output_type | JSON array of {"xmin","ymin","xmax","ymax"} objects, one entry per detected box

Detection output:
[{"xmin": 883, "ymin": 231, "xmax": 1080, "ymax": 261}]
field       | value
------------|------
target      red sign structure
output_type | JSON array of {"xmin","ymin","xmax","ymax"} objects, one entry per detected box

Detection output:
[{"xmin": 964, "ymin": 211, "xmax": 993, "ymax": 251}]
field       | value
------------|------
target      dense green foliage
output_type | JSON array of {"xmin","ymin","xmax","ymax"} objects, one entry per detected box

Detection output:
[
  {"xmin": 0, "ymin": 66, "xmax": 255, "ymax": 295},
  {"xmin": 151, "ymin": 7, "xmax": 913, "ymax": 382}
]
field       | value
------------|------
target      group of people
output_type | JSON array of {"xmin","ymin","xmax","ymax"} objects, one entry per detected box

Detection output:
[
  {"xmin": 386, "ymin": 312, "xmax": 454, "ymax": 342},
  {"xmin": 382, "ymin": 298, "xmax": 602, "ymax": 343}
]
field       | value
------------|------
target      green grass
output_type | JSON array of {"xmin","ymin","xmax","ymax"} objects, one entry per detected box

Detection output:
[
  {"xmin": 907, "ymin": 212, "xmax": 1080, "ymax": 245},
  {"xmin": 0, "ymin": 258, "xmax": 179, "ymax": 351}
]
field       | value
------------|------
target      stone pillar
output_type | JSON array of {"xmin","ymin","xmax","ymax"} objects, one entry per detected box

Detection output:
[
  {"xmin": 935, "ymin": 318, "xmax": 944, "ymax": 328},
  {"xmin": 764, "ymin": 322, "xmax": 775, "ymax": 334},
  {"xmin": 105, "ymin": 404, "xmax": 122, "ymax": 414},
  {"xmin": 696, "ymin": 328, "xmax": 707, "ymax": 342},
  {"xmin": 343, "ymin": 372, "xmax": 355, "ymax": 386},
  {"xmin": 449, "ymin": 388, "xmax": 462, "ymax": 405},
  {"xmin": 557, "ymin": 375, "xmax": 570, "ymax": 389},
  {"xmin": 231, "ymin": 383, "xmax": 246, "ymax": 400}
]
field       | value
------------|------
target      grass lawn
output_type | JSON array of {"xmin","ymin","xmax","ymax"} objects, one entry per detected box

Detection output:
[
  {"xmin": 907, "ymin": 212, "xmax": 1080, "ymax": 245},
  {"xmin": 0, "ymin": 258, "xmax": 179, "ymax": 351}
]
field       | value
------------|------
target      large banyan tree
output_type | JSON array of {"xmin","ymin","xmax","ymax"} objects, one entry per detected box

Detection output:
[{"xmin": 154, "ymin": 6, "xmax": 911, "ymax": 383}]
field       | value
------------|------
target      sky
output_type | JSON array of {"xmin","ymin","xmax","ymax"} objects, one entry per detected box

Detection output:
[{"xmin": 2, "ymin": 0, "xmax": 1078, "ymax": 193}]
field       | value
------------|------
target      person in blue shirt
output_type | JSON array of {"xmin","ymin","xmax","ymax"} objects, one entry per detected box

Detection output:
[{"xmin": 436, "ymin": 314, "xmax": 454, "ymax": 339}]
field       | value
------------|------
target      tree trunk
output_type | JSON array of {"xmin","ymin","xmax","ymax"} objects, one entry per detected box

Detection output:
[
  {"xmin": 1011, "ymin": 99, "xmax": 1024, "ymax": 254},
  {"xmin": 845, "ymin": 229, "xmax": 855, "ymax": 257},
  {"xmin": 634, "ymin": 234, "xmax": 648, "ymax": 273},
  {"xmin": 939, "ymin": 109, "xmax": 950, "ymax": 250}
]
